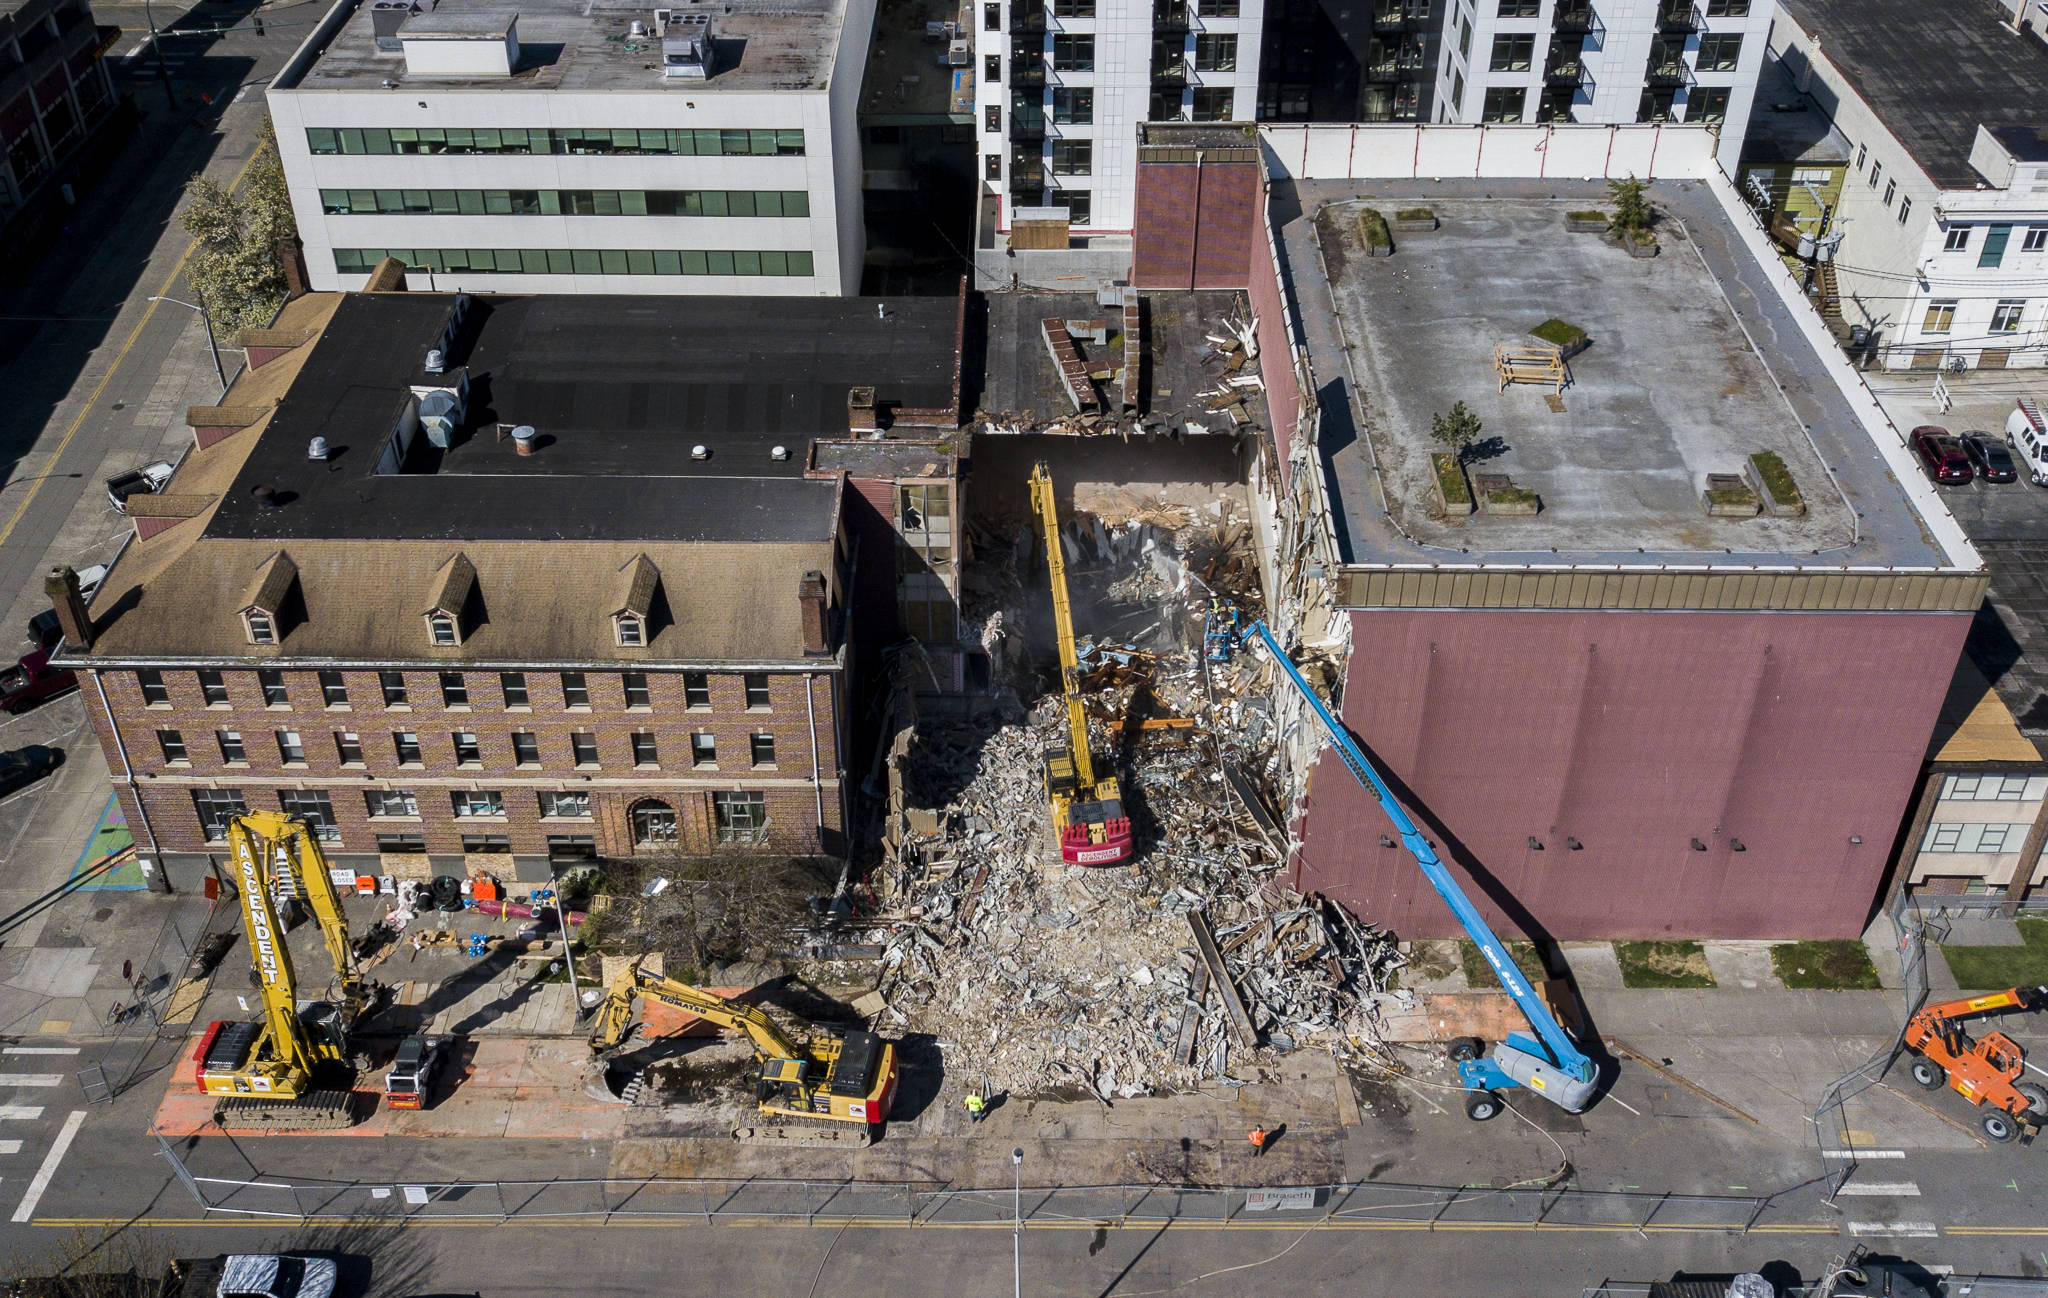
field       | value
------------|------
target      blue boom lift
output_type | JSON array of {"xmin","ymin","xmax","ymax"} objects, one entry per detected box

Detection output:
[{"xmin": 1248, "ymin": 620, "xmax": 1600, "ymax": 1119}]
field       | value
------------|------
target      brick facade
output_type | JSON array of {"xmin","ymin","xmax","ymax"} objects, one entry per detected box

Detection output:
[{"xmin": 91, "ymin": 663, "xmax": 847, "ymax": 883}]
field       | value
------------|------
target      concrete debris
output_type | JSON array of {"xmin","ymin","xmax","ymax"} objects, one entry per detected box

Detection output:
[{"xmin": 870, "ymin": 497, "xmax": 1405, "ymax": 1097}]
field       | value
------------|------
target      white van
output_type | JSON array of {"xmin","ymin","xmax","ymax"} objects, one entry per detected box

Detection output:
[{"xmin": 2005, "ymin": 398, "xmax": 2048, "ymax": 485}]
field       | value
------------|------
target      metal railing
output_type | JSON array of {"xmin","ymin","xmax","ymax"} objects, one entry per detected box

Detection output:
[{"xmin": 158, "ymin": 1138, "xmax": 1807, "ymax": 1232}]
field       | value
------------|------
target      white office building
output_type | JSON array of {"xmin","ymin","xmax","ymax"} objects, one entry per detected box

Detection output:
[
  {"xmin": 1770, "ymin": 0, "xmax": 2048, "ymax": 370},
  {"xmin": 974, "ymin": 0, "xmax": 1262, "ymax": 241},
  {"xmin": 268, "ymin": 0, "xmax": 876, "ymax": 294},
  {"xmin": 1431, "ymin": 0, "xmax": 1769, "ymax": 173}
]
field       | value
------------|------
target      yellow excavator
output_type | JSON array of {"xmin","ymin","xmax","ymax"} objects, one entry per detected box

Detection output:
[
  {"xmin": 1028, "ymin": 461, "xmax": 1132, "ymax": 865},
  {"xmin": 589, "ymin": 955, "xmax": 899, "ymax": 1137},
  {"xmin": 195, "ymin": 810, "xmax": 376, "ymax": 1127}
]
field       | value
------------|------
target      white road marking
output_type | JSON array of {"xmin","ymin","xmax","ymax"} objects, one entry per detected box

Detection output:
[
  {"xmin": 0, "ymin": 1107, "xmax": 45, "ymax": 1121},
  {"xmin": 12, "ymin": 1110, "xmax": 86, "ymax": 1222},
  {"xmin": 1835, "ymin": 1182, "xmax": 1921, "ymax": 1197},
  {"xmin": 3, "ymin": 1048, "xmax": 78, "ymax": 1056},
  {"xmin": 0, "ymin": 1142, "xmax": 21, "ymax": 1155},
  {"xmin": 1847, "ymin": 1221, "xmax": 1939, "ymax": 1237},
  {"xmin": 1821, "ymin": 1149, "xmax": 1906, "ymax": 1158},
  {"xmin": 2, "ymin": 1076, "xmax": 64, "ymax": 1088}
]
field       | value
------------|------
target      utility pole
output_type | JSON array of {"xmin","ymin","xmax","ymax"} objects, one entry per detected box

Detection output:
[
  {"xmin": 141, "ymin": 0, "xmax": 175, "ymax": 112},
  {"xmin": 1012, "ymin": 1147, "xmax": 1024, "ymax": 1298}
]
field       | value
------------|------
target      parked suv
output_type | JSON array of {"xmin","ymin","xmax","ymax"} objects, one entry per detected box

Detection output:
[
  {"xmin": 1911, "ymin": 426, "xmax": 1973, "ymax": 485},
  {"xmin": 0, "ymin": 651, "xmax": 76, "ymax": 713},
  {"xmin": 1962, "ymin": 431, "xmax": 2018, "ymax": 483}
]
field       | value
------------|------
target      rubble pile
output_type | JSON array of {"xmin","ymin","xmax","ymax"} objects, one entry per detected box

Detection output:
[{"xmin": 872, "ymin": 503, "xmax": 1404, "ymax": 1100}]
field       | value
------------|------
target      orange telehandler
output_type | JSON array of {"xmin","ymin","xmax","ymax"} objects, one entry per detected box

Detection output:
[{"xmin": 1901, "ymin": 984, "xmax": 2048, "ymax": 1142}]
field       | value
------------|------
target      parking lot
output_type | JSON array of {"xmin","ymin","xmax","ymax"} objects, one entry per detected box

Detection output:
[{"xmin": 1869, "ymin": 371, "xmax": 2048, "ymax": 735}]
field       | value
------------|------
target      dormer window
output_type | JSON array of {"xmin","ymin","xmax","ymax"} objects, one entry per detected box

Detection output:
[
  {"xmin": 422, "ymin": 552, "xmax": 477, "ymax": 648},
  {"xmin": 239, "ymin": 550, "xmax": 298, "ymax": 646},
  {"xmin": 610, "ymin": 554, "xmax": 662, "ymax": 652}
]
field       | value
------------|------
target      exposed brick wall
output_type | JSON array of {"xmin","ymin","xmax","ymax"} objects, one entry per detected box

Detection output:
[
  {"xmin": 1133, "ymin": 158, "xmax": 1261, "ymax": 290},
  {"xmin": 1132, "ymin": 163, "xmax": 1199, "ymax": 289},
  {"xmin": 1191, "ymin": 161, "xmax": 1260, "ymax": 290},
  {"xmin": 87, "ymin": 662, "xmax": 846, "ymax": 862},
  {"xmin": 1248, "ymin": 213, "xmax": 1302, "ymax": 477}
]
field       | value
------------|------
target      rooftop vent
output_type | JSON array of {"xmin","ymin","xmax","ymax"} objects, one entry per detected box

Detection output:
[
  {"xmin": 771, "ymin": 445, "xmax": 789, "ymax": 460},
  {"xmin": 250, "ymin": 482, "xmax": 280, "ymax": 507},
  {"xmin": 308, "ymin": 436, "xmax": 331, "ymax": 460},
  {"xmin": 371, "ymin": 0, "xmax": 416, "ymax": 52},
  {"xmin": 424, "ymin": 347, "xmax": 445, "ymax": 373},
  {"xmin": 628, "ymin": 18, "xmax": 646, "ymax": 36},
  {"xmin": 661, "ymin": 11, "xmax": 715, "ymax": 78},
  {"xmin": 691, "ymin": 444, "xmax": 710, "ymax": 459}
]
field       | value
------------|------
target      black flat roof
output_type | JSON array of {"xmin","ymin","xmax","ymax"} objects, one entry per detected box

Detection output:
[
  {"xmin": 207, "ymin": 292, "xmax": 960, "ymax": 543},
  {"xmin": 1781, "ymin": 0, "xmax": 2048, "ymax": 189}
]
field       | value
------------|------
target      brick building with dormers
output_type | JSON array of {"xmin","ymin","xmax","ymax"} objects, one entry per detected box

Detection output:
[{"xmin": 53, "ymin": 280, "xmax": 966, "ymax": 888}]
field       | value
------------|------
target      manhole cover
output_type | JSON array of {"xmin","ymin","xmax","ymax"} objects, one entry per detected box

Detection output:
[{"xmin": 93, "ymin": 907, "xmax": 113, "ymax": 922}]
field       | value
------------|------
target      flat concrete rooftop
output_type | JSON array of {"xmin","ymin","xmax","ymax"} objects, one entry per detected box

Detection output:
[
  {"xmin": 1279, "ymin": 177, "xmax": 1965, "ymax": 571},
  {"xmin": 291, "ymin": 0, "xmax": 848, "ymax": 93}
]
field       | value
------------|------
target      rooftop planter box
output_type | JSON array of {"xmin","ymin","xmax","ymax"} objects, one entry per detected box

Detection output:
[
  {"xmin": 1622, "ymin": 229, "xmax": 1660, "ymax": 258},
  {"xmin": 1565, "ymin": 210, "xmax": 1607, "ymax": 233},
  {"xmin": 1475, "ymin": 472, "xmax": 1540, "ymax": 515},
  {"xmin": 1529, "ymin": 317, "xmax": 1589, "ymax": 360},
  {"xmin": 1393, "ymin": 208, "xmax": 1437, "ymax": 232},
  {"xmin": 1432, "ymin": 452, "xmax": 1474, "ymax": 516},
  {"xmin": 1746, "ymin": 450, "xmax": 1806, "ymax": 517},
  {"xmin": 1360, "ymin": 207, "xmax": 1394, "ymax": 257},
  {"xmin": 1701, "ymin": 473, "xmax": 1760, "ymax": 518}
]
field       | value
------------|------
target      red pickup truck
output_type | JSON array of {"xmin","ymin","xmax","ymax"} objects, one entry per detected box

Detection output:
[{"xmin": 0, "ymin": 651, "xmax": 76, "ymax": 713}]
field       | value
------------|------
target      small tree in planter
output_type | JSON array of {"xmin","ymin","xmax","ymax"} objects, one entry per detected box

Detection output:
[
  {"xmin": 1431, "ymin": 400, "xmax": 1483, "ymax": 465},
  {"xmin": 1608, "ymin": 175, "xmax": 1659, "ymax": 257},
  {"xmin": 1360, "ymin": 207, "xmax": 1394, "ymax": 256}
]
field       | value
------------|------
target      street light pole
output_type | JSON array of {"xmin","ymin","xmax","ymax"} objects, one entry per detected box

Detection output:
[
  {"xmin": 148, "ymin": 294, "xmax": 227, "ymax": 395},
  {"xmin": 1012, "ymin": 1147, "xmax": 1024, "ymax": 1298},
  {"xmin": 140, "ymin": 0, "xmax": 175, "ymax": 112},
  {"xmin": 549, "ymin": 864, "xmax": 584, "ymax": 1020}
]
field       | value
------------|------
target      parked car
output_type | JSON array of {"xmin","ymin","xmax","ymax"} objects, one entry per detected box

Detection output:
[
  {"xmin": 0, "ymin": 650, "xmax": 78, "ymax": 713},
  {"xmin": 1962, "ymin": 431, "xmax": 2018, "ymax": 483},
  {"xmin": 213, "ymin": 1256, "xmax": 337, "ymax": 1298},
  {"xmin": 1911, "ymin": 426, "xmax": 1973, "ymax": 485},
  {"xmin": 0, "ymin": 746, "xmax": 63, "ymax": 798},
  {"xmin": 2006, "ymin": 397, "xmax": 2048, "ymax": 485},
  {"xmin": 27, "ymin": 563, "xmax": 108, "ymax": 649},
  {"xmin": 105, "ymin": 461, "xmax": 175, "ymax": 514}
]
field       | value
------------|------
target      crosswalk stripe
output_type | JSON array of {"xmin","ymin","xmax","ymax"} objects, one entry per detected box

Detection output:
[
  {"xmin": 0, "ymin": 1107, "xmax": 45, "ymax": 1121},
  {"xmin": 13, "ymin": 1110, "xmax": 85, "ymax": 1223},
  {"xmin": 1821, "ymin": 1149, "xmax": 1906, "ymax": 1159},
  {"xmin": 2, "ymin": 1048, "xmax": 78, "ymax": 1057},
  {"xmin": 3, "ymin": 1076, "xmax": 64, "ymax": 1088},
  {"xmin": 1835, "ymin": 1183, "xmax": 1921, "ymax": 1197},
  {"xmin": 0, "ymin": 1142, "xmax": 22, "ymax": 1155}
]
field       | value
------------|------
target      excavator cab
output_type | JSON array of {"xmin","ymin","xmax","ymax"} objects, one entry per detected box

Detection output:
[{"xmin": 1043, "ymin": 746, "xmax": 1080, "ymax": 796}]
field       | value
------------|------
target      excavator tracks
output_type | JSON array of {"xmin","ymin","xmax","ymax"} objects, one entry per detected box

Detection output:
[
  {"xmin": 213, "ymin": 1088, "xmax": 359, "ymax": 1131},
  {"xmin": 731, "ymin": 1123, "xmax": 873, "ymax": 1148}
]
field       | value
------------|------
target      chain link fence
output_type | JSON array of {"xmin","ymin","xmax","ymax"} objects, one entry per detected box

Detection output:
[{"xmin": 158, "ymin": 1137, "xmax": 1799, "ymax": 1233}]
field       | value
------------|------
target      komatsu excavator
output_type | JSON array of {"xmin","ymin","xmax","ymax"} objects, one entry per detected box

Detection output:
[
  {"xmin": 194, "ymin": 811, "xmax": 377, "ymax": 1127},
  {"xmin": 589, "ymin": 955, "xmax": 898, "ymax": 1137},
  {"xmin": 1028, "ymin": 461, "xmax": 1132, "ymax": 865}
]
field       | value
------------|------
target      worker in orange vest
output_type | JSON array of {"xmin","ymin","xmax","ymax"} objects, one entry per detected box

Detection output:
[{"xmin": 1248, "ymin": 1126, "xmax": 1267, "ymax": 1157}]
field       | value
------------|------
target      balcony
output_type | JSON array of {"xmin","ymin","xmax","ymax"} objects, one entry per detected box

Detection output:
[
  {"xmin": 1372, "ymin": 0, "xmax": 1432, "ymax": 28},
  {"xmin": 1654, "ymin": 1, "xmax": 1698, "ymax": 31},
  {"xmin": 1151, "ymin": 58, "xmax": 1190, "ymax": 86},
  {"xmin": 1010, "ymin": 156, "xmax": 1046, "ymax": 187},
  {"xmin": 1643, "ymin": 57, "xmax": 1691, "ymax": 86},
  {"xmin": 1543, "ymin": 52, "xmax": 1583, "ymax": 84},
  {"xmin": 1551, "ymin": 0, "xmax": 1595, "ymax": 33},
  {"xmin": 1011, "ymin": 55, "xmax": 1046, "ymax": 85},
  {"xmin": 1010, "ymin": 3, "xmax": 1046, "ymax": 32},
  {"xmin": 1010, "ymin": 108, "xmax": 1047, "ymax": 140},
  {"xmin": 1365, "ymin": 56, "xmax": 1426, "ymax": 82},
  {"xmin": 1153, "ymin": 2, "xmax": 1190, "ymax": 32}
]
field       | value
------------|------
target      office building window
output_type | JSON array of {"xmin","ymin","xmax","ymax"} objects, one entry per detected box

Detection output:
[
  {"xmin": 1695, "ymin": 33, "xmax": 1741, "ymax": 71},
  {"xmin": 462, "ymin": 834, "xmax": 510, "ymax": 854},
  {"xmin": 1898, "ymin": 197, "xmax": 1912, "ymax": 225},
  {"xmin": 512, "ymin": 731, "xmax": 540, "ymax": 764},
  {"xmin": 1981, "ymin": 223, "xmax": 2014, "ymax": 268},
  {"xmin": 1051, "ymin": 140, "xmax": 1092, "ymax": 174},
  {"xmin": 259, "ymin": 669, "xmax": 288, "ymax": 706},
  {"xmin": 1060, "ymin": 191, "xmax": 1094, "ymax": 224},
  {"xmin": 319, "ymin": 670, "xmax": 348, "ymax": 706},
  {"xmin": 501, "ymin": 672, "xmax": 529, "ymax": 707},
  {"xmin": 317, "ymin": 187, "xmax": 809, "ymax": 218},
  {"xmin": 1922, "ymin": 300, "xmax": 1957, "ymax": 334},
  {"xmin": 540, "ymin": 791, "xmax": 592, "ymax": 818},
  {"xmin": 1489, "ymin": 32, "xmax": 1533, "ymax": 71},
  {"xmin": 139, "ymin": 669, "xmax": 169, "ymax": 706},
  {"xmin": 307, "ymin": 126, "xmax": 806, "ymax": 158},
  {"xmin": 279, "ymin": 790, "xmax": 339, "ymax": 841},
  {"xmin": 751, "ymin": 733, "xmax": 776, "ymax": 766},
  {"xmin": 685, "ymin": 672, "xmax": 711, "ymax": 708},
  {"xmin": 158, "ymin": 729, "xmax": 186, "ymax": 763},
  {"xmin": 1482, "ymin": 86, "xmax": 1525, "ymax": 122},
  {"xmin": 1869, "ymin": 160, "xmax": 1882, "ymax": 189},
  {"xmin": 1193, "ymin": 34, "xmax": 1236, "ymax": 71},
  {"xmin": 336, "ymin": 731, "xmax": 364, "ymax": 764},
  {"xmin": 692, "ymin": 732, "xmax": 717, "ymax": 765},
  {"xmin": 1883, "ymin": 179, "xmax": 1896, "ymax": 207},
  {"xmin": 217, "ymin": 730, "xmax": 245, "ymax": 763},
  {"xmin": 1945, "ymin": 226, "xmax": 1971, "ymax": 251},
  {"xmin": 1497, "ymin": 0, "xmax": 1537, "ymax": 12},
  {"xmin": 623, "ymin": 672, "xmax": 651, "ymax": 708},
  {"xmin": 547, "ymin": 834, "xmax": 597, "ymax": 860},
  {"xmin": 2025, "ymin": 225, "xmax": 2048, "ymax": 252},
  {"xmin": 1052, "ymin": 88, "xmax": 1093, "ymax": 124},
  {"xmin": 377, "ymin": 833, "xmax": 427, "ymax": 854},
  {"xmin": 571, "ymin": 732, "xmax": 599, "ymax": 766},
  {"xmin": 713, "ymin": 791, "xmax": 768, "ymax": 844},
  {"xmin": 366, "ymin": 789, "xmax": 419, "ymax": 817},
  {"xmin": 562, "ymin": 672, "xmax": 590, "ymax": 707},
  {"xmin": 631, "ymin": 800, "xmax": 679, "ymax": 847},
  {"xmin": 631, "ymin": 732, "xmax": 659, "ymax": 766},
  {"xmin": 394, "ymin": 730, "xmax": 422, "ymax": 764},
  {"xmin": 1993, "ymin": 300, "xmax": 2027, "ymax": 333},
  {"xmin": 1704, "ymin": 0, "xmax": 1747, "ymax": 12},
  {"xmin": 1688, "ymin": 87, "xmax": 1729, "ymax": 122},
  {"xmin": 744, "ymin": 673, "xmax": 771, "ymax": 708},
  {"xmin": 452, "ymin": 731, "xmax": 481, "ymax": 764},
  {"xmin": 198, "ymin": 669, "xmax": 228, "ymax": 706},
  {"xmin": 452, "ymin": 790, "xmax": 505, "ymax": 818},
  {"xmin": 1054, "ymin": 0, "xmax": 1093, "ymax": 12},
  {"xmin": 276, "ymin": 730, "xmax": 305, "ymax": 764},
  {"xmin": 381, "ymin": 672, "xmax": 408, "ymax": 706},
  {"xmin": 1189, "ymin": 88, "xmax": 1233, "ymax": 120},
  {"xmin": 1052, "ymin": 34, "xmax": 1093, "ymax": 70},
  {"xmin": 440, "ymin": 672, "xmax": 468, "ymax": 707},
  {"xmin": 335, "ymin": 248, "xmax": 817, "ymax": 278},
  {"xmin": 192, "ymin": 789, "xmax": 247, "ymax": 841}
]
